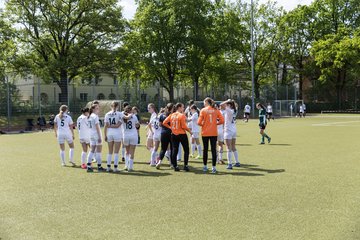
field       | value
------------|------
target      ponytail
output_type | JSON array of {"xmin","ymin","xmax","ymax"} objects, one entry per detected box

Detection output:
[
  {"xmin": 204, "ymin": 97, "xmax": 215, "ymax": 108},
  {"xmin": 59, "ymin": 105, "xmax": 68, "ymax": 119}
]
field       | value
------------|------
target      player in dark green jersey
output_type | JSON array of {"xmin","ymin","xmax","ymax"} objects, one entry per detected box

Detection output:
[{"xmin": 256, "ymin": 103, "xmax": 271, "ymax": 144}]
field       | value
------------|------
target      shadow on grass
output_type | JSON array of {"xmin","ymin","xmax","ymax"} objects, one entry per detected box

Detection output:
[
  {"xmin": 268, "ymin": 144, "xmax": 292, "ymax": 146},
  {"xmin": 235, "ymin": 143, "xmax": 252, "ymax": 146}
]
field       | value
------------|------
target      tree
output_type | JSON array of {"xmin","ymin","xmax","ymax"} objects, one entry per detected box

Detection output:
[
  {"xmin": 6, "ymin": 0, "xmax": 125, "ymax": 103},
  {"xmin": 127, "ymin": 0, "xmax": 189, "ymax": 102},
  {"xmin": 233, "ymin": 0, "xmax": 284, "ymax": 99},
  {"xmin": 310, "ymin": 0, "xmax": 360, "ymax": 108}
]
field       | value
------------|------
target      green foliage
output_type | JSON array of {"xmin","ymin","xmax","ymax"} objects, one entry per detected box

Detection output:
[{"xmin": 5, "ymin": 0, "xmax": 125, "ymax": 102}]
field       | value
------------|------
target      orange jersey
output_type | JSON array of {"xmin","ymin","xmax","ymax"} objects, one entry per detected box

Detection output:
[
  {"xmin": 163, "ymin": 112, "xmax": 190, "ymax": 135},
  {"xmin": 197, "ymin": 106, "xmax": 224, "ymax": 136}
]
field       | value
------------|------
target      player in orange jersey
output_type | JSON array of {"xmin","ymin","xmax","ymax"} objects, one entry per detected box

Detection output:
[
  {"xmin": 163, "ymin": 103, "xmax": 192, "ymax": 172},
  {"xmin": 198, "ymin": 97, "xmax": 224, "ymax": 173}
]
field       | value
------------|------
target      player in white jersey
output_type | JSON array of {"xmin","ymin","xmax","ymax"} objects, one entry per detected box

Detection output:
[
  {"xmin": 146, "ymin": 104, "xmax": 157, "ymax": 152},
  {"xmin": 86, "ymin": 104, "xmax": 105, "ymax": 172},
  {"xmin": 77, "ymin": 107, "xmax": 91, "ymax": 169},
  {"xmin": 220, "ymin": 99, "xmax": 240, "ymax": 169},
  {"xmin": 123, "ymin": 106, "xmax": 140, "ymax": 171},
  {"xmin": 148, "ymin": 104, "xmax": 162, "ymax": 166},
  {"xmin": 54, "ymin": 105, "xmax": 75, "ymax": 166},
  {"xmin": 266, "ymin": 103, "xmax": 274, "ymax": 121},
  {"xmin": 147, "ymin": 103, "xmax": 158, "ymax": 165},
  {"xmin": 244, "ymin": 103, "xmax": 251, "ymax": 122},
  {"xmin": 188, "ymin": 105, "xmax": 202, "ymax": 159},
  {"xmin": 215, "ymin": 103, "xmax": 225, "ymax": 164},
  {"xmin": 104, "ymin": 101, "xmax": 124, "ymax": 172}
]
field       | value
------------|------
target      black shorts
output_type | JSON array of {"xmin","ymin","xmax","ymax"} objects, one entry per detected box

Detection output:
[
  {"xmin": 259, "ymin": 123, "xmax": 266, "ymax": 130},
  {"xmin": 267, "ymin": 112, "xmax": 272, "ymax": 116},
  {"xmin": 245, "ymin": 113, "xmax": 250, "ymax": 116}
]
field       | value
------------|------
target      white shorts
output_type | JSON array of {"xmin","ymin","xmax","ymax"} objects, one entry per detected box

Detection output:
[
  {"xmin": 217, "ymin": 133, "xmax": 224, "ymax": 142},
  {"xmin": 58, "ymin": 133, "xmax": 73, "ymax": 145},
  {"xmin": 224, "ymin": 131, "xmax": 236, "ymax": 140},
  {"xmin": 79, "ymin": 138, "xmax": 90, "ymax": 144},
  {"xmin": 123, "ymin": 135, "xmax": 138, "ymax": 146},
  {"xmin": 90, "ymin": 135, "xmax": 102, "ymax": 146},
  {"xmin": 191, "ymin": 132, "xmax": 199, "ymax": 139},
  {"xmin": 107, "ymin": 133, "xmax": 122, "ymax": 142},
  {"xmin": 153, "ymin": 133, "xmax": 161, "ymax": 142}
]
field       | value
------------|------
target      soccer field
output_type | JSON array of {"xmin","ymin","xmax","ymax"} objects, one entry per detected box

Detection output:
[{"xmin": 1, "ymin": 115, "xmax": 360, "ymax": 240}]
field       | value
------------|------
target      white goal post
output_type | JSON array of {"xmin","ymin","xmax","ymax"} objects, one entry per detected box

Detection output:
[{"xmin": 274, "ymin": 100, "xmax": 304, "ymax": 117}]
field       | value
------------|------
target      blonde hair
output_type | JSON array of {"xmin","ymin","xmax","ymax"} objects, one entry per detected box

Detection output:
[
  {"xmin": 59, "ymin": 105, "xmax": 68, "ymax": 119},
  {"xmin": 111, "ymin": 101, "xmax": 120, "ymax": 112}
]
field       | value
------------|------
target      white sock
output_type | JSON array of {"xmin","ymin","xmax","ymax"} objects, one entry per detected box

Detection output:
[
  {"xmin": 129, "ymin": 158, "xmax": 134, "ymax": 169},
  {"xmin": 60, "ymin": 150, "xmax": 65, "ymax": 164},
  {"xmin": 151, "ymin": 150, "xmax": 157, "ymax": 165},
  {"xmin": 219, "ymin": 150, "xmax": 223, "ymax": 161},
  {"xmin": 122, "ymin": 147, "xmax": 125, "ymax": 158},
  {"xmin": 114, "ymin": 154, "xmax": 119, "ymax": 167},
  {"xmin": 81, "ymin": 152, "xmax": 87, "ymax": 164},
  {"xmin": 191, "ymin": 144, "xmax": 196, "ymax": 155},
  {"xmin": 69, "ymin": 148, "xmax": 74, "ymax": 162},
  {"xmin": 233, "ymin": 150, "xmax": 240, "ymax": 164},
  {"xmin": 227, "ymin": 151, "xmax": 233, "ymax": 165},
  {"xmin": 165, "ymin": 150, "xmax": 171, "ymax": 159},
  {"xmin": 107, "ymin": 154, "xmax": 112, "ymax": 166},
  {"xmin": 197, "ymin": 144, "xmax": 202, "ymax": 156},
  {"xmin": 125, "ymin": 154, "xmax": 130, "ymax": 168},
  {"xmin": 96, "ymin": 152, "xmax": 102, "ymax": 165},
  {"xmin": 87, "ymin": 152, "xmax": 94, "ymax": 164}
]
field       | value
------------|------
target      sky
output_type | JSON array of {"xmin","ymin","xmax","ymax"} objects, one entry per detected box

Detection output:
[{"xmin": 0, "ymin": 0, "xmax": 314, "ymax": 19}]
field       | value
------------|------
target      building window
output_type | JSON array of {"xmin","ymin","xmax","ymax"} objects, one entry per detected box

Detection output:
[
  {"xmin": 80, "ymin": 93, "xmax": 88, "ymax": 102},
  {"xmin": 109, "ymin": 93, "xmax": 116, "ymax": 100},
  {"xmin": 97, "ymin": 93, "xmax": 105, "ymax": 100}
]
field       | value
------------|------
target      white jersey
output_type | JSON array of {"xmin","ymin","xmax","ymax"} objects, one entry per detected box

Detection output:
[
  {"xmin": 224, "ymin": 107, "xmax": 237, "ymax": 133},
  {"xmin": 55, "ymin": 113, "xmax": 73, "ymax": 135},
  {"xmin": 267, "ymin": 105, "xmax": 273, "ymax": 113},
  {"xmin": 186, "ymin": 110, "xmax": 193, "ymax": 129},
  {"xmin": 88, "ymin": 113, "xmax": 100, "ymax": 136},
  {"xmin": 104, "ymin": 110, "xmax": 124, "ymax": 135},
  {"xmin": 77, "ymin": 114, "xmax": 90, "ymax": 140},
  {"xmin": 299, "ymin": 105, "xmax": 304, "ymax": 113},
  {"xmin": 123, "ymin": 115, "xmax": 139, "ymax": 137},
  {"xmin": 189, "ymin": 112, "xmax": 200, "ymax": 133},
  {"xmin": 217, "ymin": 109, "xmax": 225, "ymax": 134},
  {"xmin": 150, "ymin": 114, "xmax": 162, "ymax": 137},
  {"xmin": 244, "ymin": 105, "xmax": 251, "ymax": 113}
]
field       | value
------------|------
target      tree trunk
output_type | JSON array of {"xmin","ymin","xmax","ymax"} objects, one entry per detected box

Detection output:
[
  {"xmin": 58, "ymin": 69, "xmax": 68, "ymax": 104},
  {"xmin": 298, "ymin": 59, "xmax": 303, "ymax": 100},
  {"xmin": 193, "ymin": 76, "xmax": 199, "ymax": 101},
  {"xmin": 254, "ymin": 75, "xmax": 260, "ymax": 100},
  {"xmin": 168, "ymin": 76, "xmax": 174, "ymax": 103}
]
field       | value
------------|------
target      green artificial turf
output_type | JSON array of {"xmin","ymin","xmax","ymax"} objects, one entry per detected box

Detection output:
[{"xmin": 1, "ymin": 115, "xmax": 360, "ymax": 240}]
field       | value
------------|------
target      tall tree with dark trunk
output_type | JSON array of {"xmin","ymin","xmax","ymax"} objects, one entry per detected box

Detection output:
[{"xmin": 5, "ymin": 0, "xmax": 124, "ymax": 103}]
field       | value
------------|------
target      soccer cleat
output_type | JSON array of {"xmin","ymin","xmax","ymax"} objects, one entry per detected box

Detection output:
[
  {"xmin": 155, "ymin": 161, "xmax": 162, "ymax": 169},
  {"xmin": 150, "ymin": 163, "xmax": 156, "ymax": 167},
  {"xmin": 69, "ymin": 161, "xmax": 76, "ymax": 166},
  {"xmin": 260, "ymin": 142, "xmax": 265, "ymax": 145},
  {"xmin": 113, "ymin": 168, "xmax": 120, "ymax": 173},
  {"xmin": 174, "ymin": 166, "xmax": 180, "ymax": 172},
  {"xmin": 61, "ymin": 162, "xmax": 66, "ymax": 167},
  {"xmin": 127, "ymin": 168, "xmax": 133, "ymax": 172},
  {"xmin": 98, "ymin": 166, "xmax": 105, "ymax": 172},
  {"xmin": 87, "ymin": 167, "xmax": 94, "ymax": 172},
  {"xmin": 234, "ymin": 162, "xmax": 241, "ymax": 167},
  {"xmin": 226, "ymin": 164, "xmax": 233, "ymax": 170},
  {"xmin": 106, "ymin": 167, "xmax": 112, "ymax": 172},
  {"xmin": 184, "ymin": 166, "xmax": 190, "ymax": 172},
  {"xmin": 203, "ymin": 166, "xmax": 208, "ymax": 172},
  {"xmin": 211, "ymin": 167, "xmax": 217, "ymax": 174},
  {"xmin": 189, "ymin": 154, "xmax": 194, "ymax": 158},
  {"xmin": 123, "ymin": 166, "xmax": 128, "ymax": 171},
  {"xmin": 268, "ymin": 137, "xmax": 271, "ymax": 144},
  {"xmin": 92, "ymin": 159, "xmax": 97, "ymax": 163},
  {"xmin": 81, "ymin": 163, "xmax": 87, "ymax": 169}
]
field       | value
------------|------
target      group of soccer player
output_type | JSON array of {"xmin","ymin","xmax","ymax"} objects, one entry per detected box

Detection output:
[{"xmin": 53, "ymin": 98, "xmax": 272, "ymax": 174}]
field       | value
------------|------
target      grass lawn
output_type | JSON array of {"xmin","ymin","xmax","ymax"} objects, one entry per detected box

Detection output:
[{"xmin": 1, "ymin": 115, "xmax": 360, "ymax": 240}]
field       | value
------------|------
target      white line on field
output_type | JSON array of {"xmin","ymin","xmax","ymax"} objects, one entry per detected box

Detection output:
[{"xmin": 312, "ymin": 120, "xmax": 360, "ymax": 126}]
